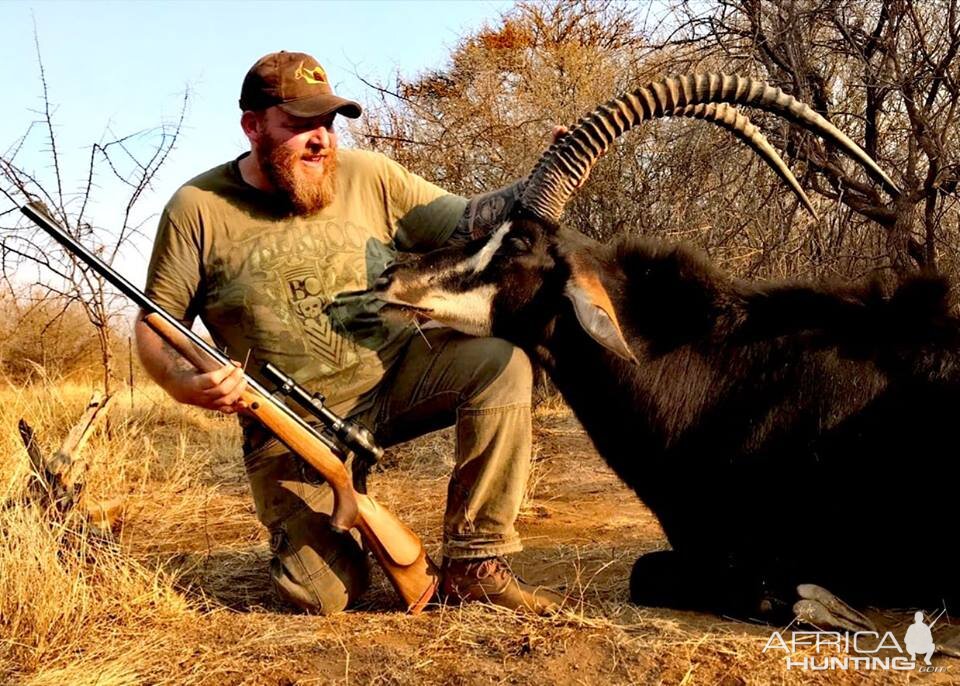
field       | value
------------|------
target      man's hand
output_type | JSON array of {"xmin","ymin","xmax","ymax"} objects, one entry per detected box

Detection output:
[
  {"xmin": 450, "ymin": 125, "xmax": 581, "ymax": 243},
  {"xmin": 167, "ymin": 360, "xmax": 248, "ymax": 414},
  {"xmin": 134, "ymin": 312, "xmax": 247, "ymax": 414}
]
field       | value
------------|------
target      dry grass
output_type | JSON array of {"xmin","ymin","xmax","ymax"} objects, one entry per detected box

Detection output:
[{"xmin": 0, "ymin": 379, "xmax": 955, "ymax": 684}]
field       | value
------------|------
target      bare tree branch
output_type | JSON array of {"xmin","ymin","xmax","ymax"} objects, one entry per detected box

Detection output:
[{"xmin": 1, "ymin": 28, "xmax": 189, "ymax": 390}]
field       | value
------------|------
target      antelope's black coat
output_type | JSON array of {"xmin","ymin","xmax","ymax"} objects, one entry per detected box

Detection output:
[{"xmin": 526, "ymin": 227, "xmax": 958, "ymax": 614}]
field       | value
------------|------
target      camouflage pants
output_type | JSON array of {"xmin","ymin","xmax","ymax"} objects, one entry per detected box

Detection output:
[{"xmin": 242, "ymin": 329, "xmax": 533, "ymax": 614}]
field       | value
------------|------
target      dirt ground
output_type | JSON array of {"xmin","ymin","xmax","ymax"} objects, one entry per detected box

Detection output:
[
  {"xmin": 2, "ymin": 386, "xmax": 957, "ymax": 685},
  {"xmin": 113, "ymin": 404, "xmax": 960, "ymax": 684}
]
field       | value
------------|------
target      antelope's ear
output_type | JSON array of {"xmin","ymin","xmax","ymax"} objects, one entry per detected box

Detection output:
[{"xmin": 565, "ymin": 259, "xmax": 638, "ymax": 364}]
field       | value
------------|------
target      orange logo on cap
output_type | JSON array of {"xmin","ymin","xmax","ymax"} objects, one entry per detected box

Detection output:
[{"xmin": 294, "ymin": 61, "xmax": 327, "ymax": 85}]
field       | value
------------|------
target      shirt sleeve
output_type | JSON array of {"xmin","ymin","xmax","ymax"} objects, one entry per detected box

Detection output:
[
  {"xmin": 381, "ymin": 154, "xmax": 468, "ymax": 252},
  {"xmin": 143, "ymin": 205, "xmax": 204, "ymax": 323}
]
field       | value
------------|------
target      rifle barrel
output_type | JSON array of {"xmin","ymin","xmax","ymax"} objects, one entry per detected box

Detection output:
[
  {"xmin": 21, "ymin": 201, "xmax": 440, "ymax": 612},
  {"xmin": 18, "ymin": 201, "xmax": 336, "ymax": 452}
]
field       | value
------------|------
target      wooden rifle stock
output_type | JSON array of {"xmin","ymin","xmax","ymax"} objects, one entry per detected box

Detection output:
[
  {"xmin": 17, "ymin": 202, "xmax": 437, "ymax": 612},
  {"xmin": 144, "ymin": 313, "xmax": 439, "ymax": 613}
]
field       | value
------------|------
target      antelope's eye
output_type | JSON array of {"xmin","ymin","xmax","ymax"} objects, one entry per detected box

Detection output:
[{"xmin": 505, "ymin": 235, "xmax": 532, "ymax": 253}]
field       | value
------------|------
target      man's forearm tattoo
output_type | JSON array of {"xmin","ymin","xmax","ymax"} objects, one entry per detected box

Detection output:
[
  {"xmin": 140, "ymin": 311, "xmax": 195, "ymax": 376},
  {"xmin": 160, "ymin": 338, "xmax": 191, "ymax": 368},
  {"xmin": 447, "ymin": 179, "xmax": 525, "ymax": 245}
]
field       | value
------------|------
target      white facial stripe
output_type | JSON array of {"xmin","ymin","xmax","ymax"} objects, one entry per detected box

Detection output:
[
  {"xmin": 465, "ymin": 221, "xmax": 511, "ymax": 275},
  {"xmin": 380, "ymin": 223, "xmax": 510, "ymax": 335},
  {"xmin": 431, "ymin": 284, "xmax": 496, "ymax": 336},
  {"xmin": 414, "ymin": 283, "xmax": 497, "ymax": 337},
  {"xmin": 383, "ymin": 221, "xmax": 512, "ymax": 302}
]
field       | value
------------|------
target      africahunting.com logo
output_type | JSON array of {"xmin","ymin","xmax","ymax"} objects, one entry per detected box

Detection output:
[{"xmin": 764, "ymin": 610, "xmax": 949, "ymax": 672}]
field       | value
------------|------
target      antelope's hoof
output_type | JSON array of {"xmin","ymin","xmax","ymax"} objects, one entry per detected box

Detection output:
[{"xmin": 793, "ymin": 583, "xmax": 876, "ymax": 633}]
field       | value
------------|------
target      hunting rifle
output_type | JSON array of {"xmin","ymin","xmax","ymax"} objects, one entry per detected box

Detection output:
[{"xmin": 20, "ymin": 201, "xmax": 439, "ymax": 613}]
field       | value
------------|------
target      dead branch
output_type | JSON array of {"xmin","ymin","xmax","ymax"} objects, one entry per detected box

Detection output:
[{"xmin": 17, "ymin": 391, "xmax": 122, "ymax": 531}]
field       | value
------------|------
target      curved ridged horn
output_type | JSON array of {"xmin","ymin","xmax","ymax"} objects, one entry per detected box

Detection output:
[
  {"xmin": 521, "ymin": 73, "xmax": 900, "ymax": 223},
  {"xmin": 670, "ymin": 102, "xmax": 816, "ymax": 218}
]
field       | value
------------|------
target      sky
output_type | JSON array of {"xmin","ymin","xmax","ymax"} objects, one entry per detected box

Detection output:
[{"xmin": 0, "ymin": 0, "xmax": 513, "ymax": 287}]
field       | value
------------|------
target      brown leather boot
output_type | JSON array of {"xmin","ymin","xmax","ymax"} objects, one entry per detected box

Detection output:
[{"xmin": 440, "ymin": 556, "xmax": 564, "ymax": 615}]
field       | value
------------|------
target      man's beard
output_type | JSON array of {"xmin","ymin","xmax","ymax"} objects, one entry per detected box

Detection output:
[{"xmin": 258, "ymin": 136, "xmax": 338, "ymax": 215}]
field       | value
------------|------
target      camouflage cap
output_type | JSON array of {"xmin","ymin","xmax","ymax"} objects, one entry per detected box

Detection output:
[{"xmin": 239, "ymin": 51, "xmax": 362, "ymax": 119}]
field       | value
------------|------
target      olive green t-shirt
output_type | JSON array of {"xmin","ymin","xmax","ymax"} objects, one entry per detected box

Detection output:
[{"xmin": 144, "ymin": 148, "xmax": 467, "ymax": 415}]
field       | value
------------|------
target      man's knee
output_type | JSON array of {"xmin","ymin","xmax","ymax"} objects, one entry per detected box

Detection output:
[
  {"xmin": 269, "ymin": 509, "xmax": 370, "ymax": 615},
  {"xmin": 466, "ymin": 338, "xmax": 533, "ymax": 408}
]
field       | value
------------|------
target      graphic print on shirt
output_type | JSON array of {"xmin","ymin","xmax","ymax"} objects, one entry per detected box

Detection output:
[
  {"xmin": 207, "ymin": 219, "xmax": 379, "ymax": 380},
  {"xmin": 282, "ymin": 259, "xmax": 346, "ymax": 369}
]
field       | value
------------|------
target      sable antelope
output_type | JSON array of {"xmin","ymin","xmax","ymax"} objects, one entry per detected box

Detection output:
[{"xmin": 375, "ymin": 75, "xmax": 957, "ymax": 628}]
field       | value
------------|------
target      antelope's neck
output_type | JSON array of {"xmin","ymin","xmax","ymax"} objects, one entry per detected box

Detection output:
[{"xmin": 537, "ymin": 309, "xmax": 688, "ymax": 485}]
